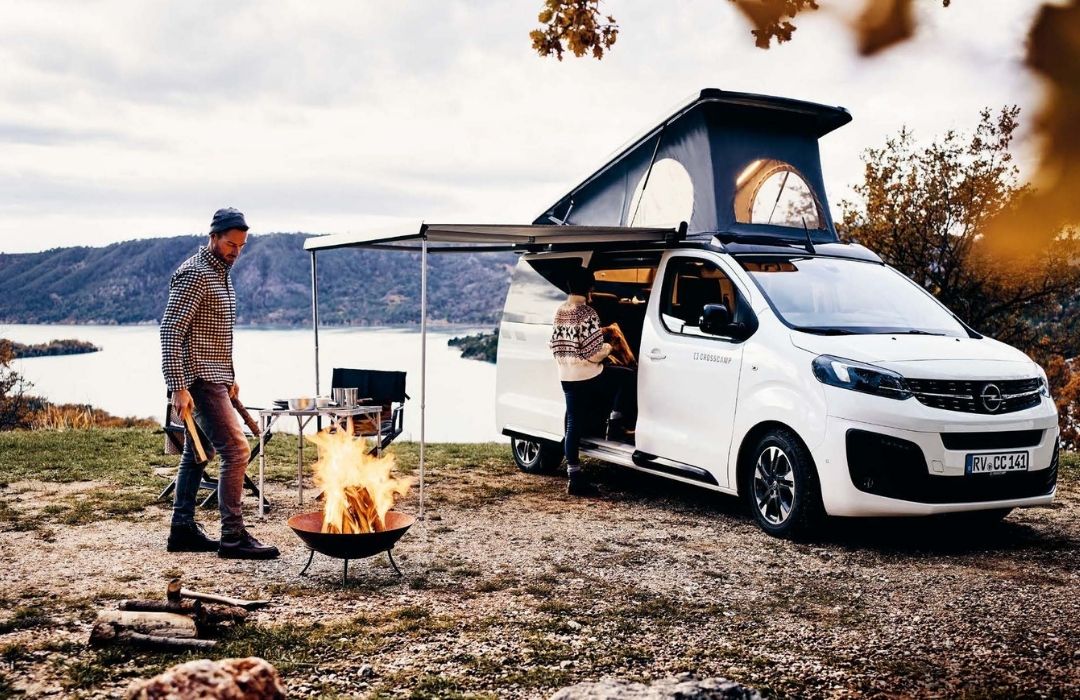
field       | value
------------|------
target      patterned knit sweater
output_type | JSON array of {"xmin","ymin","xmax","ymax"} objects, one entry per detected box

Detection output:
[{"xmin": 550, "ymin": 295, "xmax": 612, "ymax": 382}]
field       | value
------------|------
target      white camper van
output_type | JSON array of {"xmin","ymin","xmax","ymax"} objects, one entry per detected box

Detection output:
[{"xmin": 494, "ymin": 90, "xmax": 1059, "ymax": 537}]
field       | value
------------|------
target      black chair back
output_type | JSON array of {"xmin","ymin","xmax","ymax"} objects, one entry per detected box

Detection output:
[{"xmin": 331, "ymin": 368, "xmax": 408, "ymax": 403}]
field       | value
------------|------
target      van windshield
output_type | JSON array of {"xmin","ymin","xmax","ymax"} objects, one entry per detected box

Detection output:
[{"xmin": 739, "ymin": 257, "xmax": 970, "ymax": 337}]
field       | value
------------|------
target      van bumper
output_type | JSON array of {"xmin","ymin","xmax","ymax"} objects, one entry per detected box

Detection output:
[{"xmin": 814, "ymin": 411, "xmax": 1059, "ymax": 517}]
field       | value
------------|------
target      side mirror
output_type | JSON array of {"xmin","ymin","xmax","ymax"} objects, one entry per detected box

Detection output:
[{"xmin": 699, "ymin": 304, "xmax": 731, "ymax": 336}]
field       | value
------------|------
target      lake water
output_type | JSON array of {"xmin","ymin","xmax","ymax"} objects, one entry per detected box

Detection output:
[{"xmin": 3, "ymin": 324, "xmax": 502, "ymax": 442}]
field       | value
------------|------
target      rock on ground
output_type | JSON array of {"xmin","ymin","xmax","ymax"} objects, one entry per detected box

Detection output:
[
  {"xmin": 125, "ymin": 657, "xmax": 286, "ymax": 699},
  {"xmin": 550, "ymin": 673, "xmax": 761, "ymax": 700}
]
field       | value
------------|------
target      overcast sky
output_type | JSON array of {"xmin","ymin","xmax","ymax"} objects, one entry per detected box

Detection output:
[{"xmin": 0, "ymin": 0, "xmax": 1046, "ymax": 254}]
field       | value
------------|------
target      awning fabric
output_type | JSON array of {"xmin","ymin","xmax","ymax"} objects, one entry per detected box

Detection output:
[{"xmin": 303, "ymin": 223, "xmax": 685, "ymax": 252}]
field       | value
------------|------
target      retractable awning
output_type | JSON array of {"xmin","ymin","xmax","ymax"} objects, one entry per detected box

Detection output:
[
  {"xmin": 302, "ymin": 222, "xmax": 686, "ymax": 252},
  {"xmin": 302, "ymin": 221, "xmax": 687, "ymax": 522}
]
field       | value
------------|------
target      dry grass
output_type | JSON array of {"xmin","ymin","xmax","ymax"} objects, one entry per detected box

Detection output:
[{"xmin": 30, "ymin": 403, "xmax": 157, "ymax": 430}]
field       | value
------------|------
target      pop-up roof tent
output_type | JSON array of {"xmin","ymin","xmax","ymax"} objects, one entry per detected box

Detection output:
[
  {"xmin": 302, "ymin": 89, "xmax": 852, "ymax": 517},
  {"xmin": 533, "ymin": 88, "xmax": 850, "ymax": 241}
]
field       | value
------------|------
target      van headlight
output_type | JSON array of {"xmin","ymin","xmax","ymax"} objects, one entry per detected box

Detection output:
[
  {"xmin": 1035, "ymin": 365, "xmax": 1051, "ymax": 398},
  {"xmin": 812, "ymin": 355, "xmax": 912, "ymax": 400}
]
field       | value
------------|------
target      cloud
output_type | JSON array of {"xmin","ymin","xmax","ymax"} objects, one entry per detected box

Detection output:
[
  {"xmin": 0, "ymin": 0, "xmax": 1049, "ymax": 254},
  {"xmin": 0, "ymin": 121, "xmax": 160, "ymax": 147}
]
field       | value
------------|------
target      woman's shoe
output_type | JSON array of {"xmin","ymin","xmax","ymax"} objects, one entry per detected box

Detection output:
[{"xmin": 567, "ymin": 472, "xmax": 600, "ymax": 497}]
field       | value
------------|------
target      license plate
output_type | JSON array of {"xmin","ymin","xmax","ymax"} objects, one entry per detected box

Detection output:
[{"xmin": 966, "ymin": 451, "xmax": 1029, "ymax": 475}]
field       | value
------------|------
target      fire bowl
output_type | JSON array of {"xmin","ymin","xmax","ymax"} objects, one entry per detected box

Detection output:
[{"xmin": 287, "ymin": 510, "xmax": 415, "ymax": 560}]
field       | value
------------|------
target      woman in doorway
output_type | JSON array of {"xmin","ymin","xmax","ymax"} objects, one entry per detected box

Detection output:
[{"xmin": 550, "ymin": 267, "xmax": 632, "ymax": 496}]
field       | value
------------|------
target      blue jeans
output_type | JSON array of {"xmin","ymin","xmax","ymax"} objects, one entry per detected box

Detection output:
[
  {"xmin": 172, "ymin": 380, "xmax": 250, "ymax": 535},
  {"xmin": 561, "ymin": 366, "xmax": 635, "ymax": 473}
]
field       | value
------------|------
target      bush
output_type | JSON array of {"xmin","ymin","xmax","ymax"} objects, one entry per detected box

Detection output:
[{"xmin": 0, "ymin": 340, "xmax": 33, "ymax": 430}]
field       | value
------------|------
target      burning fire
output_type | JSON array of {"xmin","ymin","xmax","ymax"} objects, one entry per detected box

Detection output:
[{"xmin": 306, "ymin": 420, "xmax": 414, "ymax": 534}]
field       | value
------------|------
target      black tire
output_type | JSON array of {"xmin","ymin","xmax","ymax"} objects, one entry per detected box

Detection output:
[
  {"xmin": 510, "ymin": 436, "xmax": 564, "ymax": 474},
  {"xmin": 742, "ymin": 427, "xmax": 823, "ymax": 538}
]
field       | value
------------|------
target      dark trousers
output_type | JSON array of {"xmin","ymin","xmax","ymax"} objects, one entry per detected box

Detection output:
[
  {"xmin": 172, "ymin": 379, "xmax": 250, "ymax": 534},
  {"xmin": 561, "ymin": 365, "xmax": 636, "ymax": 471}
]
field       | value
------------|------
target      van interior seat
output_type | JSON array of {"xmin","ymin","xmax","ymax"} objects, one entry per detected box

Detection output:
[
  {"xmin": 591, "ymin": 289, "xmax": 646, "ymax": 357},
  {"xmin": 589, "ymin": 292, "xmax": 620, "ymax": 319},
  {"xmin": 674, "ymin": 276, "xmax": 715, "ymax": 325},
  {"xmin": 674, "ymin": 275, "xmax": 736, "ymax": 327}
]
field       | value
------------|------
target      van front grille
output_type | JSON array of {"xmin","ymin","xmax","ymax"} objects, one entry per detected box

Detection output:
[
  {"xmin": 905, "ymin": 378, "xmax": 1042, "ymax": 415},
  {"xmin": 940, "ymin": 430, "xmax": 1044, "ymax": 451}
]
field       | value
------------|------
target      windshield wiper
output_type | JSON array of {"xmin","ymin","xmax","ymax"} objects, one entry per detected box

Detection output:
[
  {"xmin": 794, "ymin": 326, "xmax": 857, "ymax": 335},
  {"xmin": 880, "ymin": 329, "xmax": 946, "ymax": 336}
]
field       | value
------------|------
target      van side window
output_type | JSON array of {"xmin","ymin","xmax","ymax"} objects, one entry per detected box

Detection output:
[{"xmin": 660, "ymin": 258, "xmax": 737, "ymax": 337}]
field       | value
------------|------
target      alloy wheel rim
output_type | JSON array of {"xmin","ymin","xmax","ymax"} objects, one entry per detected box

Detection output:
[
  {"xmin": 753, "ymin": 445, "xmax": 796, "ymax": 525},
  {"xmin": 514, "ymin": 439, "xmax": 539, "ymax": 465}
]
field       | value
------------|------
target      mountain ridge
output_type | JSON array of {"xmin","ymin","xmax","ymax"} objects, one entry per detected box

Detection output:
[{"xmin": 0, "ymin": 233, "xmax": 516, "ymax": 327}]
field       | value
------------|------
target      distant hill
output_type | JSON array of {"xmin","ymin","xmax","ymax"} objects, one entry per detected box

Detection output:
[
  {"xmin": 8, "ymin": 339, "xmax": 100, "ymax": 358},
  {"xmin": 448, "ymin": 330, "xmax": 499, "ymax": 363},
  {"xmin": 0, "ymin": 234, "xmax": 516, "ymax": 326}
]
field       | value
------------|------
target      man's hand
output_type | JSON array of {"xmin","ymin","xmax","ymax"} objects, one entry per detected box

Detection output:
[
  {"xmin": 229, "ymin": 382, "xmax": 240, "ymax": 400},
  {"xmin": 171, "ymin": 388, "xmax": 194, "ymax": 418}
]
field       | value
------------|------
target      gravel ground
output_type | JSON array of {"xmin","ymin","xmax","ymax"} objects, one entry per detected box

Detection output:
[{"xmin": 0, "ymin": 444, "xmax": 1077, "ymax": 699}]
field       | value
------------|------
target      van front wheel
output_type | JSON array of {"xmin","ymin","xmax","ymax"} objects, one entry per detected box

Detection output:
[
  {"xmin": 743, "ymin": 428, "xmax": 822, "ymax": 538},
  {"xmin": 511, "ymin": 437, "xmax": 563, "ymax": 474}
]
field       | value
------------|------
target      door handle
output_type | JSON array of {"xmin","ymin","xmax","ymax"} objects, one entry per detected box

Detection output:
[{"xmin": 647, "ymin": 349, "xmax": 667, "ymax": 361}]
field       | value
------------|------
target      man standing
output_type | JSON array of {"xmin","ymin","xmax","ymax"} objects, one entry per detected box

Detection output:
[{"xmin": 160, "ymin": 207, "xmax": 279, "ymax": 559}]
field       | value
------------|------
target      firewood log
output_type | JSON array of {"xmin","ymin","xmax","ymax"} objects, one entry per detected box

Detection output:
[
  {"xmin": 119, "ymin": 599, "xmax": 200, "ymax": 615},
  {"xmin": 118, "ymin": 600, "xmax": 248, "ymax": 627},
  {"xmin": 168, "ymin": 579, "xmax": 270, "ymax": 610},
  {"xmin": 90, "ymin": 623, "xmax": 216, "ymax": 651},
  {"xmin": 94, "ymin": 611, "xmax": 198, "ymax": 638}
]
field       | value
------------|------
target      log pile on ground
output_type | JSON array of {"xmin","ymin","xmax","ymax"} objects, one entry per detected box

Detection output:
[{"xmin": 88, "ymin": 578, "xmax": 256, "ymax": 651}]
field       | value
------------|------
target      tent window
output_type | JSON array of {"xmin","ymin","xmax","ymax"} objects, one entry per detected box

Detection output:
[
  {"xmin": 627, "ymin": 158, "xmax": 694, "ymax": 227},
  {"xmin": 733, "ymin": 159, "xmax": 822, "ymax": 229}
]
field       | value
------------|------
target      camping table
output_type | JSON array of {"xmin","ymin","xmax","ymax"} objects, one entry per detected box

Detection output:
[{"xmin": 256, "ymin": 404, "xmax": 384, "ymax": 516}]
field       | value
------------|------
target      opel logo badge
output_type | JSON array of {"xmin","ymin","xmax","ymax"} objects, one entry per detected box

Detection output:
[{"xmin": 980, "ymin": 383, "xmax": 1003, "ymax": 412}]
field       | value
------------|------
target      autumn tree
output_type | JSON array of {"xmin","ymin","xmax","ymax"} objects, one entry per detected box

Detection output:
[
  {"xmin": 530, "ymin": 0, "xmax": 618, "ymax": 60},
  {"xmin": 0, "ymin": 339, "xmax": 33, "ymax": 430},
  {"xmin": 839, "ymin": 108, "xmax": 1080, "ymax": 445},
  {"xmin": 530, "ymin": 0, "xmax": 945, "ymax": 59}
]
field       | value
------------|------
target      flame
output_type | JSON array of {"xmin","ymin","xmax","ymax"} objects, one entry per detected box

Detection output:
[{"xmin": 306, "ymin": 419, "xmax": 414, "ymax": 534}]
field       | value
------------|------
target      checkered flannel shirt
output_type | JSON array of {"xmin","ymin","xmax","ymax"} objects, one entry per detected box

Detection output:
[{"xmin": 160, "ymin": 246, "xmax": 237, "ymax": 392}]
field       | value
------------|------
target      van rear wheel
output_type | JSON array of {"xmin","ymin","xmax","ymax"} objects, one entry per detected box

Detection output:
[
  {"xmin": 511, "ymin": 437, "xmax": 563, "ymax": 474},
  {"xmin": 743, "ymin": 427, "xmax": 822, "ymax": 539}
]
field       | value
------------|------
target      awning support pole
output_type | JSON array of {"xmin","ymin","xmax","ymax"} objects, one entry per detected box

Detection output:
[
  {"xmin": 419, "ymin": 238, "xmax": 427, "ymax": 519},
  {"xmin": 311, "ymin": 250, "xmax": 321, "ymax": 431}
]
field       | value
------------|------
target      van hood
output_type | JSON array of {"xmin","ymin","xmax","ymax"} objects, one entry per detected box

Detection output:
[{"xmin": 789, "ymin": 332, "xmax": 1039, "ymax": 380}]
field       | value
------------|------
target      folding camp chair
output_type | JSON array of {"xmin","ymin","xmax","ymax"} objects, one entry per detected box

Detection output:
[
  {"xmin": 157, "ymin": 403, "xmax": 273, "ymax": 511},
  {"xmin": 331, "ymin": 368, "xmax": 408, "ymax": 452}
]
